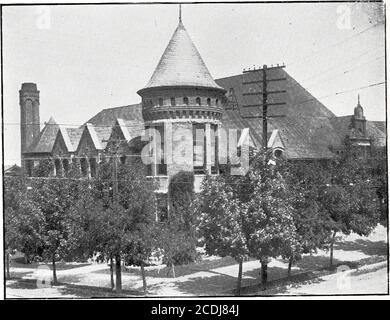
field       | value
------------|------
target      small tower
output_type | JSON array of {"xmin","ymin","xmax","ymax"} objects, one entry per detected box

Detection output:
[
  {"xmin": 137, "ymin": 6, "xmax": 226, "ymax": 178},
  {"xmin": 20, "ymin": 83, "xmax": 40, "ymax": 159},
  {"xmin": 352, "ymin": 94, "xmax": 366, "ymax": 136}
]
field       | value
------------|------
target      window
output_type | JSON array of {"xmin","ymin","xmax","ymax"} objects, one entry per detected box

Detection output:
[
  {"xmin": 62, "ymin": 159, "xmax": 69, "ymax": 174},
  {"xmin": 80, "ymin": 158, "xmax": 88, "ymax": 177},
  {"xmin": 183, "ymin": 97, "xmax": 189, "ymax": 106},
  {"xmin": 26, "ymin": 160, "xmax": 33, "ymax": 177},
  {"xmin": 145, "ymin": 125, "xmax": 167, "ymax": 176},
  {"xmin": 156, "ymin": 125, "xmax": 167, "ymax": 175},
  {"xmin": 216, "ymin": 99, "xmax": 219, "ymax": 107},
  {"xmin": 210, "ymin": 124, "xmax": 219, "ymax": 174},
  {"xmin": 158, "ymin": 98, "xmax": 164, "ymax": 107},
  {"xmin": 54, "ymin": 158, "xmax": 62, "ymax": 176},
  {"xmin": 207, "ymin": 98, "xmax": 211, "ymax": 106},
  {"xmin": 170, "ymin": 97, "xmax": 176, "ymax": 106},
  {"xmin": 193, "ymin": 123, "xmax": 206, "ymax": 174},
  {"xmin": 196, "ymin": 97, "xmax": 201, "ymax": 106},
  {"xmin": 90, "ymin": 158, "xmax": 97, "ymax": 178},
  {"xmin": 120, "ymin": 155, "xmax": 126, "ymax": 165}
]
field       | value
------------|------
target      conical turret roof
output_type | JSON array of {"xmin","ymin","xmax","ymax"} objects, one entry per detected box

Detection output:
[{"xmin": 139, "ymin": 21, "xmax": 224, "ymax": 93}]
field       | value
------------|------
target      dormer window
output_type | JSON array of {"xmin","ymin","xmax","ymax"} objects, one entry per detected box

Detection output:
[
  {"xmin": 184, "ymin": 97, "xmax": 189, "ymax": 106},
  {"xmin": 158, "ymin": 98, "xmax": 164, "ymax": 107},
  {"xmin": 171, "ymin": 97, "xmax": 176, "ymax": 106},
  {"xmin": 196, "ymin": 97, "xmax": 201, "ymax": 106}
]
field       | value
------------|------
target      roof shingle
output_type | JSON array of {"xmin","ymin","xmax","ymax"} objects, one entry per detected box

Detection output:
[{"xmin": 139, "ymin": 22, "xmax": 224, "ymax": 92}]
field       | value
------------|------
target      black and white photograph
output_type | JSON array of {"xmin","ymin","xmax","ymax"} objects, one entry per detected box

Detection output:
[{"xmin": 1, "ymin": 0, "xmax": 388, "ymax": 301}]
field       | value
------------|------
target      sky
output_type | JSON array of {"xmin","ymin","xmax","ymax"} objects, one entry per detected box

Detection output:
[{"xmin": 2, "ymin": 1, "xmax": 385, "ymax": 165}]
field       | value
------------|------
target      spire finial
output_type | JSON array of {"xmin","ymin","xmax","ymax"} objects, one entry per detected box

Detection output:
[
  {"xmin": 358, "ymin": 93, "xmax": 360, "ymax": 105},
  {"xmin": 179, "ymin": 4, "xmax": 182, "ymax": 23}
]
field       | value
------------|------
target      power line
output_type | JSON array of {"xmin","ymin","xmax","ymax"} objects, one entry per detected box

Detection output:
[{"xmin": 287, "ymin": 23, "xmax": 381, "ymax": 68}]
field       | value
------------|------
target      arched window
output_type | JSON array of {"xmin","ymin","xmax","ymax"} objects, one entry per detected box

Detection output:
[
  {"xmin": 90, "ymin": 158, "xmax": 97, "ymax": 178},
  {"xmin": 54, "ymin": 158, "xmax": 62, "ymax": 176},
  {"xmin": 170, "ymin": 97, "xmax": 176, "ymax": 106},
  {"xmin": 216, "ymin": 99, "xmax": 219, "ymax": 107},
  {"xmin": 80, "ymin": 158, "xmax": 88, "ymax": 177},
  {"xmin": 207, "ymin": 98, "xmax": 211, "ymax": 106},
  {"xmin": 196, "ymin": 97, "xmax": 201, "ymax": 106},
  {"xmin": 62, "ymin": 159, "xmax": 69, "ymax": 174},
  {"xmin": 158, "ymin": 98, "xmax": 164, "ymax": 107},
  {"xmin": 183, "ymin": 97, "xmax": 189, "ymax": 106}
]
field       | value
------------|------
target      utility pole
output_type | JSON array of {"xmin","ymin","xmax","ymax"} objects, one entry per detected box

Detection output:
[
  {"xmin": 242, "ymin": 64, "xmax": 287, "ymax": 151},
  {"xmin": 262, "ymin": 64, "xmax": 268, "ymax": 150}
]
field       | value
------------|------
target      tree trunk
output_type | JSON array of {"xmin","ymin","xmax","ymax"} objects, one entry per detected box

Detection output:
[
  {"xmin": 236, "ymin": 258, "xmax": 243, "ymax": 296},
  {"xmin": 171, "ymin": 262, "xmax": 176, "ymax": 278},
  {"xmin": 288, "ymin": 256, "xmax": 293, "ymax": 278},
  {"xmin": 6, "ymin": 251, "xmax": 10, "ymax": 279},
  {"xmin": 110, "ymin": 256, "xmax": 115, "ymax": 290},
  {"xmin": 329, "ymin": 231, "xmax": 337, "ymax": 269},
  {"xmin": 115, "ymin": 254, "xmax": 122, "ymax": 293},
  {"xmin": 52, "ymin": 256, "xmax": 58, "ymax": 285},
  {"xmin": 260, "ymin": 260, "xmax": 268, "ymax": 290},
  {"xmin": 141, "ymin": 263, "xmax": 147, "ymax": 295}
]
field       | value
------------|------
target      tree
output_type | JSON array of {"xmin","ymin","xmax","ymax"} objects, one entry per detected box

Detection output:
[
  {"xmin": 196, "ymin": 174, "xmax": 249, "ymax": 295},
  {"xmin": 315, "ymin": 156, "xmax": 381, "ymax": 268},
  {"xmin": 243, "ymin": 152, "xmax": 297, "ymax": 289},
  {"xmin": 4, "ymin": 176, "xmax": 43, "ymax": 266},
  {"xmin": 156, "ymin": 171, "xmax": 198, "ymax": 278},
  {"xmin": 284, "ymin": 161, "xmax": 333, "ymax": 276},
  {"xmin": 24, "ymin": 160, "xmax": 88, "ymax": 284},
  {"xmin": 84, "ymin": 158, "xmax": 157, "ymax": 293}
]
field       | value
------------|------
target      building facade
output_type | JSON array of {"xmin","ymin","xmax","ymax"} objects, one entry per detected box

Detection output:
[{"xmin": 20, "ymin": 15, "xmax": 386, "ymax": 199}]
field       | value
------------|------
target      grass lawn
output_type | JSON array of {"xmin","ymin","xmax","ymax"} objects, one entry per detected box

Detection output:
[{"xmin": 6, "ymin": 225, "xmax": 388, "ymax": 298}]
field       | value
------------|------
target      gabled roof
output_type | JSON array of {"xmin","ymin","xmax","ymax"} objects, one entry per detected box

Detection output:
[
  {"xmin": 139, "ymin": 21, "xmax": 224, "ymax": 92},
  {"xmin": 66, "ymin": 127, "xmax": 83, "ymax": 151},
  {"xmin": 85, "ymin": 124, "xmax": 112, "ymax": 150},
  {"xmin": 56, "ymin": 126, "xmax": 83, "ymax": 153},
  {"xmin": 27, "ymin": 117, "xmax": 59, "ymax": 154},
  {"xmin": 4, "ymin": 164, "xmax": 22, "ymax": 176},
  {"xmin": 116, "ymin": 118, "xmax": 144, "ymax": 141}
]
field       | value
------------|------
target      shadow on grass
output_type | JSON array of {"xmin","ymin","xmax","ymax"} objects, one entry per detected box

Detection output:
[
  {"xmin": 146, "ymin": 272, "xmax": 239, "ymax": 296},
  {"xmin": 6, "ymin": 277, "xmax": 143, "ymax": 298},
  {"xmin": 92, "ymin": 256, "xmax": 243, "ymax": 279},
  {"xmin": 334, "ymin": 239, "xmax": 387, "ymax": 257}
]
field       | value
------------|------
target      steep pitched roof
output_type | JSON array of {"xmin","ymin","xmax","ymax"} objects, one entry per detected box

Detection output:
[
  {"xmin": 4, "ymin": 164, "xmax": 22, "ymax": 176},
  {"xmin": 92, "ymin": 125, "xmax": 112, "ymax": 150},
  {"xmin": 66, "ymin": 127, "xmax": 83, "ymax": 151},
  {"xmin": 27, "ymin": 117, "xmax": 59, "ymax": 154},
  {"xmin": 215, "ymin": 68, "xmax": 335, "ymax": 119},
  {"xmin": 217, "ymin": 69, "xmax": 341, "ymax": 159},
  {"xmin": 118, "ymin": 119, "xmax": 144, "ymax": 141},
  {"xmin": 85, "ymin": 104, "xmax": 142, "ymax": 128},
  {"xmin": 139, "ymin": 21, "xmax": 224, "ymax": 92}
]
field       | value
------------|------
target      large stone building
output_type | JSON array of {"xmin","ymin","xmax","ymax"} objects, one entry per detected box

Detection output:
[{"xmin": 20, "ymin": 14, "xmax": 386, "ymax": 207}]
